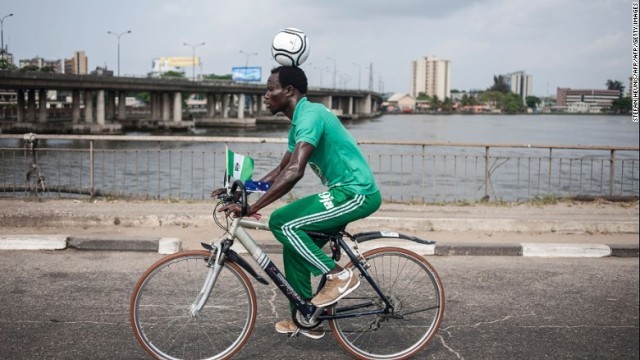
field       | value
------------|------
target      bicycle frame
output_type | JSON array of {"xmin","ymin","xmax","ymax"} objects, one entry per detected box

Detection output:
[{"xmin": 200, "ymin": 215, "xmax": 395, "ymax": 322}]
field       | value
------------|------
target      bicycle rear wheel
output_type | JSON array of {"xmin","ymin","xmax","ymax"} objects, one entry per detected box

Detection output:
[
  {"xmin": 130, "ymin": 250, "xmax": 257, "ymax": 360},
  {"xmin": 329, "ymin": 247, "xmax": 445, "ymax": 360}
]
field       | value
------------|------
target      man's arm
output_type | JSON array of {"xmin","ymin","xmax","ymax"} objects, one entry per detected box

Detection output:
[
  {"xmin": 248, "ymin": 141, "xmax": 314, "ymax": 215},
  {"xmin": 258, "ymin": 151, "xmax": 292, "ymax": 183},
  {"xmin": 217, "ymin": 141, "xmax": 314, "ymax": 216}
]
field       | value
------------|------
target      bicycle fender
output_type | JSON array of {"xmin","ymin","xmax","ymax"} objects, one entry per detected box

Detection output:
[
  {"xmin": 352, "ymin": 231, "xmax": 436, "ymax": 245},
  {"xmin": 227, "ymin": 249, "xmax": 270, "ymax": 285}
]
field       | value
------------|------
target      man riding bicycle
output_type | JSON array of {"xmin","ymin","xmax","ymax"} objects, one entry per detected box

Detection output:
[{"xmin": 216, "ymin": 65, "xmax": 381, "ymax": 339}]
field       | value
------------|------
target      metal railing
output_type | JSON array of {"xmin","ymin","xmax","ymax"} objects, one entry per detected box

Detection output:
[{"xmin": 1, "ymin": 134, "xmax": 638, "ymax": 203}]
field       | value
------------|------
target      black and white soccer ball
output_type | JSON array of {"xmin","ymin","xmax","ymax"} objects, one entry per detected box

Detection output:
[{"xmin": 271, "ymin": 28, "xmax": 310, "ymax": 67}]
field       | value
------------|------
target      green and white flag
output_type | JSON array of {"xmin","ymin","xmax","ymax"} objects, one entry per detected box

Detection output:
[{"xmin": 226, "ymin": 147, "xmax": 254, "ymax": 185}]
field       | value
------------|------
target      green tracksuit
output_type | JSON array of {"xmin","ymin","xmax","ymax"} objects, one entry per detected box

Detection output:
[{"xmin": 268, "ymin": 97, "xmax": 381, "ymax": 304}]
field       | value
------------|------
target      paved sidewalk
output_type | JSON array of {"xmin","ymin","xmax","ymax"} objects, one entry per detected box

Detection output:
[{"xmin": 0, "ymin": 198, "xmax": 638, "ymax": 257}]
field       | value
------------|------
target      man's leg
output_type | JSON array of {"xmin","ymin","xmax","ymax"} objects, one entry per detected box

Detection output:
[{"xmin": 269, "ymin": 188, "xmax": 381, "ymax": 303}]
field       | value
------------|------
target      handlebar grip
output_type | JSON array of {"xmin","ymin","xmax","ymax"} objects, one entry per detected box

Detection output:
[{"xmin": 230, "ymin": 180, "xmax": 248, "ymax": 216}]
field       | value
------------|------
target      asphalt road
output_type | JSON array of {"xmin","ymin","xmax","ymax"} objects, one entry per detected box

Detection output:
[{"xmin": 0, "ymin": 250, "xmax": 638, "ymax": 360}]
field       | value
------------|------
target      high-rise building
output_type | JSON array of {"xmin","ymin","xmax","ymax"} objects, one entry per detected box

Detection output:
[
  {"xmin": 64, "ymin": 51, "xmax": 88, "ymax": 74},
  {"xmin": 410, "ymin": 56, "xmax": 451, "ymax": 100},
  {"xmin": 504, "ymin": 71, "xmax": 532, "ymax": 103}
]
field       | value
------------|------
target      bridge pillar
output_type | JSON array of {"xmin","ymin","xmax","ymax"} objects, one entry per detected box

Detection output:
[
  {"xmin": 222, "ymin": 94, "xmax": 230, "ymax": 118},
  {"xmin": 162, "ymin": 93, "xmax": 171, "ymax": 121},
  {"xmin": 206, "ymin": 93, "xmax": 216, "ymax": 117},
  {"xmin": 363, "ymin": 94, "xmax": 372, "ymax": 114},
  {"xmin": 118, "ymin": 92, "xmax": 126, "ymax": 120},
  {"xmin": 106, "ymin": 92, "xmax": 115, "ymax": 120},
  {"xmin": 72, "ymin": 90, "xmax": 81, "ymax": 123},
  {"xmin": 237, "ymin": 93, "xmax": 245, "ymax": 119},
  {"xmin": 323, "ymin": 95, "xmax": 332, "ymax": 109},
  {"xmin": 84, "ymin": 90, "xmax": 93, "ymax": 123},
  {"xmin": 173, "ymin": 92, "xmax": 182, "ymax": 122},
  {"xmin": 27, "ymin": 89, "xmax": 36, "ymax": 123},
  {"xmin": 96, "ymin": 90, "xmax": 106, "ymax": 125},
  {"xmin": 38, "ymin": 89, "xmax": 47, "ymax": 123},
  {"xmin": 16, "ymin": 89, "xmax": 25, "ymax": 123},
  {"xmin": 150, "ymin": 92, "xmax": 160, "ymax": 121},
  {"xmin": 257, "ymin": 95, "xmax": 264, "ymax": 115},
  {"xmin": 348, "ymin": 97, "xmax": 354, "ymax": 115}
]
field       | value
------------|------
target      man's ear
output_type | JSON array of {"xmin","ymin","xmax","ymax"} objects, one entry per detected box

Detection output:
[{"xmin": 284, "ymin": 85, "xmax": 296, "ymax": 96}]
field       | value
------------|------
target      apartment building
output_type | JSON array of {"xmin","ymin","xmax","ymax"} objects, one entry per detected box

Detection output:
[
  {"xmin": 64, "ymin": 51, "xmax": 88, "ymax": 74},
  {"xmin": 410, "ymin": 56, "xmax": 451, "ymax": 100},
  {"xmin": 505, "ymin": 71, "xmax": 532, "ymax": 103}
]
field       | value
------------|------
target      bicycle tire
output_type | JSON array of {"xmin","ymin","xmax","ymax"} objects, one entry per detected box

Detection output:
[
  {"xmin": 130, "ymin": 250, "xmax": 257, "ymax": 360},
  {"xmin": 329, "ymin": 247, "xmax": 445, "ymax": 360}
]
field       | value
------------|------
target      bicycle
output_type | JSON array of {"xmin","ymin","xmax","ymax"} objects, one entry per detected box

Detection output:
[{"xmin": 130, "ymin": 180, "xmax": 445, "ymax": 360}]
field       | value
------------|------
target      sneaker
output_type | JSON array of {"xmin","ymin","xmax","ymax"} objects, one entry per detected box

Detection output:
[
  {"xmin": 311, "ymin": 268, "xmax": 360, "ymax": 308},
  {"xmin": 275, "ymin": 319, "xmax": 325, "ymax": 339}
]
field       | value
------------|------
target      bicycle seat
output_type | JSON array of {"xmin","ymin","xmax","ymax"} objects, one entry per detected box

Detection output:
[{"xmin": 304, "ymin": 224, "xmax": 347, "ymax": 241}]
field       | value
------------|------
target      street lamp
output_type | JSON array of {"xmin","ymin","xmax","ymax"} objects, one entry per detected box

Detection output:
[
  {"xmin": 239, "ymin": 50, "xmax": 258, "ymax": 82},
  {"xmin": 1, "ymin": 13, "xmax": 13, "ymax": 59},
  {"xmin": 326, "ymin": 57, "xmax": 336, "ymax": 89},
  {"xmin": 184, "ymin": 42, "xmax": 205, "ymax": 81},
  {"xmin": 107, "ymin": 30, "xmax": 132, "ymax": 76}
]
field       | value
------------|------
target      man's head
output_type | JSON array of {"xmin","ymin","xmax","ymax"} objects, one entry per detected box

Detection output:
[
  {"xmin": 265, "ymin": 66, "xmax": 308, "ymax": 116},
  {"xmin": 271, "ymin": 66, "xmax": 308, "ymax": 94}
]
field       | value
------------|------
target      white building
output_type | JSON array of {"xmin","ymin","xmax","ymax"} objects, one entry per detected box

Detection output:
[
  {"xmin": 505, "ymin": 71, "xmax": 532, "ymax": 103},
  {"xmin": 410, "ymin": 56, "xmax": 451, "ymax": 100}
]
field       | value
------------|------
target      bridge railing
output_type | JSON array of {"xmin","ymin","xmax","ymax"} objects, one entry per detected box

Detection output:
[{"xmin": 0, "ymin": 134, "xmax": 638, "ymax": 203}]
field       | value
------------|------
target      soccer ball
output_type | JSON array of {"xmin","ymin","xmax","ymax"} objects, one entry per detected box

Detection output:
[{"xmin": 271, "ymin": 28, "xmax": 310, "ymax": 67}]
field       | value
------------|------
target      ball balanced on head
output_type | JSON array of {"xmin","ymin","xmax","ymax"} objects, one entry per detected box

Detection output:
[{"xmin": 271, "ymin": 28, "xmax": 310, "ymax": 67}]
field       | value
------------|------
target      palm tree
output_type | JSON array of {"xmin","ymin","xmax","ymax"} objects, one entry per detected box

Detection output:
[{"xmin": 606, "ymin": 79, "xmax": 625, "ymax": 95}]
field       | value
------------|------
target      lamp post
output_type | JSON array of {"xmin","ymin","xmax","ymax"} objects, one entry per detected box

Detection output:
[
  {"xmin": 107, "ymin": 30, "xmax": 132, "ymax": 76},
  {"xmin": 326, "ymin": 57, "xmax": 336, "ymax": 89},
  {"xmin": 184, "ymin": 42, "xmax": 205, "ymax": 81},
  {"xmin": 239, "ymin": 50, "xmax": 258, "ymax": 82},
  {"xmin": 1, "ymin": 13, "xmax": 13, "ymax": 59}
]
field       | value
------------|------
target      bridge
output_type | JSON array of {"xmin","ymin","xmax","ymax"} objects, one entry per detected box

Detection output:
[{"xmin": 0, "ymin": 70, "xmax": 383, "ymax": 133}]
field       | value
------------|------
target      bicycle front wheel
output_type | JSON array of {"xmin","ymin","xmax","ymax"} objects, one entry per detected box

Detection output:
[
  {"xmin": 329, "ymin": 247, "xmax": 445, "ymax": 360},
  {"xmin": 130, "ymin": 250, "xmax": 257, "ymax": 360}
]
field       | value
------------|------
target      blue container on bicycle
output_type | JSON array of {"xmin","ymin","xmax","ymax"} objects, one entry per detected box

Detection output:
[{"xmin": 244, "ymin": 180, "xmax": 271, "ymax": 193}]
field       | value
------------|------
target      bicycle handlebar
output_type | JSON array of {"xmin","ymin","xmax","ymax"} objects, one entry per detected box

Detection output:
[{"xmin": 229, "ymin": 179, "xmax": 248, "ymax": 216}]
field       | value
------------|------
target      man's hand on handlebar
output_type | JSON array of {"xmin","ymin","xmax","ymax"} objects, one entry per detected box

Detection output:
[
  {"xmin": 210, "ymin": 187, "xmax": 226, "ymax": 198},
  {"xmin": 217, "ymin": 202, "xmax": 261, "ymax": 220}
]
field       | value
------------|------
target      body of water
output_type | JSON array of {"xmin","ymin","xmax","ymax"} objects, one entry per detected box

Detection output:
[
  {"xmin": 1, "ymin": 114, "xmax": 637, "ymax": 203},
  {"xmin": 168, "ymin": 113, "xmax": 638, "ymax": 148}
]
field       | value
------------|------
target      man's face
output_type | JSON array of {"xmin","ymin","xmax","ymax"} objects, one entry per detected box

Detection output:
[{"xmin": 265, "ymin": 73, "xmax": 288, "ymax": 115}]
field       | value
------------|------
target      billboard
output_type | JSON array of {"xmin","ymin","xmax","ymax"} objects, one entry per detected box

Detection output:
[
  {"xmin": 232, "ymin": 67, "xmax": 262, "ymax": 82},
  {"xmin": 152, "ymin": 57, "xmax": 200, "ymax": 73}
]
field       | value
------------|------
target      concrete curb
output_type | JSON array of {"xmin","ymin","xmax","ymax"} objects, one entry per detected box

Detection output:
[{"xmin": 0, "ymin": 235, "xmax": 637, "ymax": 258}]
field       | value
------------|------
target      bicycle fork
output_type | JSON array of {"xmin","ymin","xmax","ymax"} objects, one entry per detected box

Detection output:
[{"xmin": 189, "ymin": 240, "xmax": 232, "ymax": 317}]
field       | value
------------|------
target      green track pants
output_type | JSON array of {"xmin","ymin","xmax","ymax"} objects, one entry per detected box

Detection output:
[{"xmin": 268, "ymin": 187, "xmax": 382, "ymax": 305}]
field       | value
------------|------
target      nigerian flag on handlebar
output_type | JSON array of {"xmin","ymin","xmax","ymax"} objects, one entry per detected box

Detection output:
[{"xmin": 225, "ymin": 147, "xmax": 254, "ymax": 186}]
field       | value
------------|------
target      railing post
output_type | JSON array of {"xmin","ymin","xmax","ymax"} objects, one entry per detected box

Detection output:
[
  {"xmin": 609, "ymin": 149, "xmax": 616, "ymax": 197},
  {"xmin": 548, "ymin": 148, "xmax": 553, "ymax": 195},
  {"xmin": 484, "ymin": 146, "xmax": 490, "ymax": 200},
  {"xmin": 90, "ymin": 140, "xmax": 94, "ymax": 197}
]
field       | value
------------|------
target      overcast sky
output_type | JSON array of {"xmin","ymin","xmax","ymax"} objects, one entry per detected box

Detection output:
[{"xmin": 1, "ymin": 0, "xmax": 631, "ymax": 96}]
